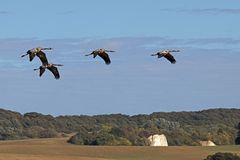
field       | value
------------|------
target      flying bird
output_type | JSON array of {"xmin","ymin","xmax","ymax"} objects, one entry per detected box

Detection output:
[
  {"xmin": 21, "ymin": 47, "xmax": 52, "ymax": 64},
  {"xmin": 34, "ymin": 63, "xmax": 63, "ymax": 79},
  {"xmin": 151, "ymin": 49, "xmax": 180, "ymax": 64},
  {"xmin": 85, "ymin": 48, "xmax": 115, "ymax": 65}
]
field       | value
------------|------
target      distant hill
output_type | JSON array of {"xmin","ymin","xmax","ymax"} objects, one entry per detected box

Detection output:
[{"xmin": 0, "ymin": 108, "xmax": 239, "ymax": 146}]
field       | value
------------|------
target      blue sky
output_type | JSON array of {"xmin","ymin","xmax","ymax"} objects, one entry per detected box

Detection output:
[{"xmin": 0, "ymin": 0, "xmax": 239, "ymax": 116}]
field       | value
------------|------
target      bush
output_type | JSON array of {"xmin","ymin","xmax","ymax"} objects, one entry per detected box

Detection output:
[
  {"xmin": 38, "ymin": 129, "xmax": 57, "ymax": 138},
  {"xmin": 235, "ymin": 122, "xmax": 240, "ymax": 145},
  {"xmin": 204, "ymin": 152, "xmax": 240, "ymax": 160}
]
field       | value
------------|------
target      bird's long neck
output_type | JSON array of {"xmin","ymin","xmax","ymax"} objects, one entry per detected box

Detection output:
[
  {"xmin": 21, "ymin": 53, "xmax": 28, "ymax": 57},
  {"xmin": 35, "ymin": 65, "xmax": 48, "ymax": 70},
  {"xmin": 33, "ymin": 68, "xmax": 40, "ymax": 71},
  {"xmin": 85, "ymin": 52, "xmax": 93, "ymax": 56},
  {"xmin": 151, "ymin": 53, "xmax": 159, "ymax": 56}
]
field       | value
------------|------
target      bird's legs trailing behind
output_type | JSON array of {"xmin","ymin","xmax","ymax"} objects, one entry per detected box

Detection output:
[
  {"xmin": 169, "ymin": 49, "xmax": 180, "ymax": 52},
  {"xmin": 105, "ymin": 50, "xmax": 115, "ymax": 52},
  {"xmin": 51, "ymin": 64, "xmax": 64, "ymax": 67},
  {"xmin": 41, "ymin": 48, "xmax": 53, "ymax": 51}
]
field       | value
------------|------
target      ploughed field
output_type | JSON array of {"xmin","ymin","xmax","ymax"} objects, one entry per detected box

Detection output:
[{"xmin": 0, "ymin": 137, "xmax": 239, "ymax": 160}]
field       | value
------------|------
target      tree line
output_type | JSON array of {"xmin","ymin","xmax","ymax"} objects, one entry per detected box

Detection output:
[{"xmin": 0, "ymin": 108, "xmax": 240, "ymax": 146}]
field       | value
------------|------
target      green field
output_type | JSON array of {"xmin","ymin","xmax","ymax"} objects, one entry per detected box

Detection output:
[{"xmin": 0, "ymin": 137, "xmax": 239, "ymax": 160}]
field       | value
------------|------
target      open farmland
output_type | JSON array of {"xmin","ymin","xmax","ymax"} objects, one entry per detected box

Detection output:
[{"xmin": 0, "ymin": 137, "xmax": 239, "ymax": 160}]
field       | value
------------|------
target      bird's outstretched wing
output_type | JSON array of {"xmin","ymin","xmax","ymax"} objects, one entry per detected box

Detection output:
[
  {"xmin": 47, "ymin": 66, "xmax": 60, "ymax": 79},
  {"xmin": 98, "ymin": 52, "xmax": 111, "ymax": 65},
  {"xmin": 27, "ymin": 51, "xmax": 36, "ymax": 61},
  {"xmin": 37, "ymin": 51, "xmax": 49, "ymax": 65},
  {"xmin": 39, "ymin": 67, "xmax": 46, "ymax": 77},
  {"xmin": 164, "ymin": 53, "xmax": 176, "ymax": 64}
]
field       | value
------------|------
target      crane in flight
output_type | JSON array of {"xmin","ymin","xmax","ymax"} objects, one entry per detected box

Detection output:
[
  {"xmin": 85, "ymin": 48, "xmax": 115, "ymax": 65},
  {"xmin": 34, "ymin": 63, "xmax": 63, "ymax": 80},
  {"xmin": 151, "ymin": 49, "xmax": 180, "ymax": 64},
  {"xmin": 21, "ymin": 47, "xmax": 52, "ymax": 63}
]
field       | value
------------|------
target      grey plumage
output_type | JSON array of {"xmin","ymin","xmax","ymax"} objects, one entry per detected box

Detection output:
[
  {"xmin": 151, "ymin": 49, "xmax": 180, "ymax": 64},
  {"xmin": 21, "ymin": 47, "xmax": 52, "ymax": 64},
  {"xmin": 85, "ymin": 48, "xmax": 115, "ymax": 65},
  {"xmin": 34, "ymin": 64, "xmax": 63, "ymax": 79}
]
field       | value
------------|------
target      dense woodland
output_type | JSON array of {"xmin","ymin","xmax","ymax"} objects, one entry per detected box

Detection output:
[{"xmin": 0, "ymin": 108, "xmax": 240, "ymax": 146}]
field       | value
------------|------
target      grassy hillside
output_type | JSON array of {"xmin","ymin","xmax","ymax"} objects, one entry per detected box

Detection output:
[{"xmin": 0, "ymin": 108, "xmax": 240, "ymax": 146}]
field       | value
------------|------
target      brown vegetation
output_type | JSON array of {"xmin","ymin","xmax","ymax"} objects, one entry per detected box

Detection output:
[{"xmin": 0, "ymin": 137, "xmax": 239, "ymax": 160}]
